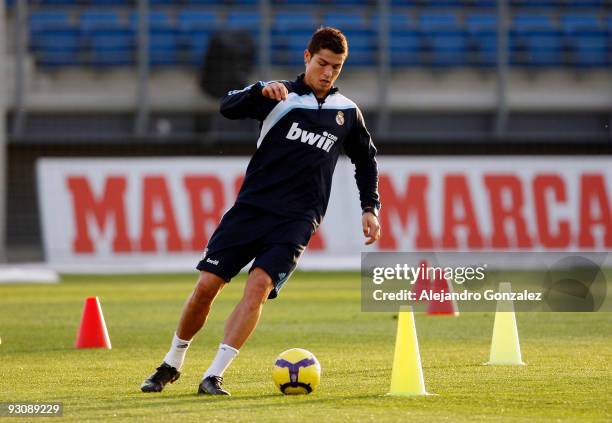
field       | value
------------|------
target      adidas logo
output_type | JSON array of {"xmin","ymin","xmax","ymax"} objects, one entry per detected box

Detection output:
[
  {"xmin": 286, "ymin": 122, "xmax": 337, "ymax": 152},
  {"xmin": 206, "ymin": 258, "xmax": 219, "ymax": 266},
  {"xmin": 278, "ymin": 272, "xmax": 287, "ymax": 281}
]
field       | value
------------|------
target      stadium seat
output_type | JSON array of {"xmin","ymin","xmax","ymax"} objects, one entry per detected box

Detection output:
[
  {"xmin": 565, "ymin": 0, "xmax": 605, "ymax": 7},
  {"xmin": 513, "ymin": 13, "xmax": 555, "ymax": 34},
  {"xmin": 150, "ymin": 28, "xmax": 180, "ymax": 66},
  {"xmin": 80, "ymin": 10, "xmax": 122, "ymax": 33},
  {"xmin": 274, "ymin": 11, "xmax": 317, "ymax": 32},
  {"xmin": 183, "ymin": 0, "xmax": 224, "ymax": 4},
  {"xmin": 90, "ymin": 27, "xmax": 134, "ymax": 66},
  {"xmin": 323, "ymin": 12, "xmax": 371, "ymax": 31},
  {"xmin": 88, "ymin": 0, "xmax": 132, "ymax": 5},
  {"xmin": 466, "ymin": 13, "xmax": 498, "ymax": 67},
  {"xmin": 178, "ymin": 10, "xmax": 220, "ymax": 31},
  {"xmin": 419, "ymin": 11, "xmax": 461, "ymax": 31},
  {"xmin": 419, "ymin": 12, "xmax": 466, "ymax": 66},
  {"xmin": 30, "ymin": 11, "xmax": 71, "ymax": 35},
  {"xmin": 510, "ymin": 0, "xmax": 562, "ymax": 7},
  {"xmin": 279, "ymin": 32, "xmax": 313, "ymax": 65},
  {"xmin": 227, "ymin": 11, "xmax": 260, "ymax": 39},
  {"xmin": 178, "ymin": 9, "xmax": 219, "ymax": 64},
  {"xmin": 390, "ymin": 30, "xmax": 420, "ymax": 66},
  {"xmin": 560, "ymin": 13, "xmax": 602, "ymax": 35},
  {"xmin": 567, "ymin": 31, "xmax": 609, "ymax": 67},
  {"xmin": 129, "ymin": 10, "xmax": 173, "ymax": 29},
  {"xmin": 35, "ymin": 27, "xmax": 81, "ymax": 67},
  {"xmin": 511, "ymin": 13, "xmax": 562, "ymax": 67},
  {"xmin": 323, "ymin": 12, "xmax": 375, "ymax": 66}
]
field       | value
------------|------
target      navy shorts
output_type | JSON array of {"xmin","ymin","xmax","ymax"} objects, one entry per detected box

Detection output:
[{"xmin": 196, "ymin": 203, "xmax": 316, "ymax": 299}]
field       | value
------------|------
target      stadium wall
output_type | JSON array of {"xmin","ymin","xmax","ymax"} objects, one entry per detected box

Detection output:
[{"xmin": 32, "ymin": 156, "xmax": 612, "ymax": 272}]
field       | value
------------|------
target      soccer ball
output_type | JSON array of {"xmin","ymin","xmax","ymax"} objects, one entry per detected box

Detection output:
[{"xmin": 272, "ymin": 348, "xmax": 321, "ymax": 395}]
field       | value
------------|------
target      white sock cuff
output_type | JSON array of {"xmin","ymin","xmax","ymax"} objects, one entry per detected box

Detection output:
[
  {"xmin": 220, "ymin": 343, "xmax": 239, "ymax": 354},
  {"xmin": 174, "ymin": 333, "xmax": 192, "ymax": 346}
]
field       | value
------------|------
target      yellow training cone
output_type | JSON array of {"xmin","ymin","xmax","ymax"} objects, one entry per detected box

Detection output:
[
  {"xmin": 388, "ymin": 306, "xmax": 429, "ymax": 396},
  {"xmin": 485, "ymin": 282, "xmax": 525, "ymax": 365}
]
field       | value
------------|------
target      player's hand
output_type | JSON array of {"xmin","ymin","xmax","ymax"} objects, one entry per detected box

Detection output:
[
  {"xmin": 262, "ymin": 82, "xmax": 288, "ymax": 101},
  {"xmin": 362, "ymin": 212, "xmax": 381, "ymax": 245}
]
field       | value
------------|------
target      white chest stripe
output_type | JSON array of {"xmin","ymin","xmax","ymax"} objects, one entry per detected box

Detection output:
[{"xmin": 256, "ymin": 93, "xmax": 357, "ymax": 148}]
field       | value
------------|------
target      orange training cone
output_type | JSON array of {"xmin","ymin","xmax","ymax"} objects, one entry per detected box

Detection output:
[
  {"xmin": 412, "ymin": 260, "xmax": 431, "ymax": 301},
  {"xmin": 75, "ymin": 297, "xmax": 112, "ymax": 349},
  {"xmin": 427, "ymin": 272, "xmax": 459, "ymax": 316}
]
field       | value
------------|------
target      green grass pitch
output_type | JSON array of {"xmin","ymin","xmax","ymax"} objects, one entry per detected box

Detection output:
[{"xmin": 1, "ymin": 272, "xmax": 611, "ymax": 422}]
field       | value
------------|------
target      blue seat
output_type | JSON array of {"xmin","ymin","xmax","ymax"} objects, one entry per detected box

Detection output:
[
  {"xmin": 520, "ymin": 33, "xmax": 563, "ymax": 66},
  {"xmin": 422, "ymin": 0, "xmax": 463, "ymax": 5},
  {"xmin": 39, "ymin": 0, "xmax": 79, "ymax": 4},
  {"xmin": 90, "ymin": 27, "xmax": 134, "ymax": 66},
  {"xmin": 427, "ymin": 30, "xmax": 468, "ymax": 66},
  {"xmin": 391, "ymin": 30, "xmax": 421, "ymax": 66},
  {"xmin": 567, "ymin": 32, "xmax": 609, "ymax": 67},
  {"xmin": 419, "ymin": 12, "xmax": 465, "ymax": 66},
  {"xmin": 30, "ymin": 11, "xmax": 71, "ymax": 34},
  {"xmin": 278, "ymin": 32, "xmax": 313, "ymax": 65},
  {"xmin": 177, "ymin": 10, "xmax": 220, "ymax": 31},
  {"xmin": 129, "ymin": 10, "xmax": 173, "ymax": 29},
  {"xmin": 227, "ymin": 12, "xmax": 260, "ymax": 39},
  {"xmin": 466, "ymin": 14, "xmax": 498, "ymax": 67},
  {"xmin": 185, "ymin": 36, "xmax": 211, "ymax": 65},
  {"xmin": 149, "ymin": 28, "xmax": 180, "ymax": 66},
  {"xmin": 184, "ymin": 0, "xmax": 224, "ymax": 4},
  {"xmin": 227, "ymin": 12, "xmax": 260, "ymax": 29},
  {"xmin": 469, "ymin": 0, "xmax": 496, "ymax": 6},
  {"xmin": 88, "ymin": 0, "xmax": 131, "ymax": 5},
  {"xmin": 35, "ymin": 27, "xmax": 81, "ymax": 67},
  {"xmin": 419, "ymin": 12, "xmax": 461, "ymax": 31},
  {"xmin": 323, "ymin": 12, "xmax": 371, "ymax": 31},
  {"xmin": 561, "ymin": 13, "xmax": 602, "ymax": 35},
  {"xmin": 274, "ymin": 12, "xmax": 317, "ymax": 32},
  {"xmin": 565, "ymin": 0, "xmax": 605, "ymax": 7},
  {"xmin": 510, "ymin": 0, "xmax": 562, "ymax": 7},
  {"xmin": 80, "ymin": 10, "xmax": 121, "ymax": 33},
  {"xmin": 466, "ymin": 13, "xmax": 497, "ymax": 34},
  {"xmin": 513, "ymin": 14, "xmax": 555, "ymax": 34}
]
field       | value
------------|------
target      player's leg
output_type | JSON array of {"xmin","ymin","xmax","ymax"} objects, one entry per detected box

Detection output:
[
  {"xmin": 198, "ymin": 267, "xmax": 274, "ymax": 396},
  {"xmin": 176, "ymin": 271, "xmax": 226, "ymax": 341},
  {"xmin": 141, "ymin": 271, "xmax": 226, "ymax": 393},
  {"xmin": 198, "ymin": 235, "xmax": 309, "ymax": 396},
  {"xmin": 223, "ymin": 267, "xmax": 274, "ymax": 349}
]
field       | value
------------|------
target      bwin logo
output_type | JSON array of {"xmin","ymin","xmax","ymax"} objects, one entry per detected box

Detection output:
[{"xmin": 286, "ymin": 122, "xmax": 337, "ymax": 152}]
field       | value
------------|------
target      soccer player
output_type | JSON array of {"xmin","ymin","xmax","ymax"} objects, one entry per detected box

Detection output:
[{"xmin": 141, "ymin": 27, "xmax": 381, "ymax": 396}]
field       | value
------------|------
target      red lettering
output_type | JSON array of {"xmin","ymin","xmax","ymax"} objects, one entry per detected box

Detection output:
[
  {"xmin": 378, "ymin": 174, "xmax": 433, "ymax": 250},
  {"xmin": 184, "ymin": 176, "xmax": 225, "ymax": 251},
  {"xmin": 309, "ymin": 228, "xmax": 325, "ymax": 250},
  {"xmin": 140, "ymin": 176, "xmax": 182, "ymax": 252},
  {"xmin": 578, "ymin": 174, "xmax": 612, "ymax": 247},
  {"xmin": 67, "ymin": 176, "xmax": 131, "ymax": 253},
  {"xmin": 533, "ymin": 174, "xmax": 570, "ymax": 248},
  {"xmin": 484, "ymin": 175, "xmax": 532, "ymax": 248},
  {"xmin": 442, "ymin": 175, "xmax": 484, "ymax": 249}
]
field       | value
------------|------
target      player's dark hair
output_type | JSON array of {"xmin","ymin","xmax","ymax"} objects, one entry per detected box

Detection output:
[{"xmin": 307, "ymin": 27, "xmax": 348, "ymax": 57}]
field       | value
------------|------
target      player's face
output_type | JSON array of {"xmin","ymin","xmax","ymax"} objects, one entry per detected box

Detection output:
[{"xmin": 303, "ymin": 48, "xmax": 346, "ymax": 98}]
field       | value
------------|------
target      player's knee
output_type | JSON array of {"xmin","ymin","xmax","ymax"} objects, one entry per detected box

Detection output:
[
  {"xmin": 193, "ymin": 273, "xmax": 224, "ymax": 304},
  {"xmin": 244, "ymin": 269, "xmax": 273, "ymax": 304}
]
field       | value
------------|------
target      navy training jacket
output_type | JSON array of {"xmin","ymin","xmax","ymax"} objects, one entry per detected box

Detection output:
[{"xmin": 220, "ymin": 73, "xmax": 380, "ymax": 227}]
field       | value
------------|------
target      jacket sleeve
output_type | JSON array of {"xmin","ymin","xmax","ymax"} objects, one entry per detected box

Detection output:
[
  {"xmin": 219, "ymin": 81, "xmax": 279, "ymax": 121},
  {"xmin": 343, "ymin": 107, "xmax": 381, "ymax": 212}
]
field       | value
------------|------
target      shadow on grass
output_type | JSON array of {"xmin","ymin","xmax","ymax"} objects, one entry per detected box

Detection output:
[{"xmin": 76, "ymin": 390, "xmax": 439, "ymax": 414}]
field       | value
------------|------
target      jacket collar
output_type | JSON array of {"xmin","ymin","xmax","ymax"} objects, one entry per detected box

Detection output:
[{"xmin": 294, "ymin": 73, "xmax": 339, "ymax": 97}]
